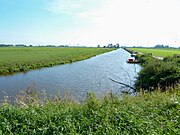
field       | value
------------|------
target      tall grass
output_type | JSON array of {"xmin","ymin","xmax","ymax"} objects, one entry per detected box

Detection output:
[
  {"xmin": 0, "ymin": 86, "xmax": 179, "ymax": 134},
  {"xmin": 0, "ymin": 47, "xmax": 114, "ymax": 75}
]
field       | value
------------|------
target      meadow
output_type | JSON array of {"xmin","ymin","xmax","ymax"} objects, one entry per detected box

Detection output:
[
  {"xmin": 0, "ymin": 86, "xmax": 179, "ymax": 134},
  {"xmin": 128, "ymin": 48, "xmax": 180, "ymax": 57},
  {"xmin": 0, "ymin": 47, "xmax": 179, "ymax": 134},
  {"xmin": 0, "ymin": 47, "xmax": 114, "ymax": 75}
]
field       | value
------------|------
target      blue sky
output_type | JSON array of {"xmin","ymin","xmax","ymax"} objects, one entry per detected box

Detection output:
[{"xmin": 0, "ymin": 0, "xmax": 180, "ymax": 47}]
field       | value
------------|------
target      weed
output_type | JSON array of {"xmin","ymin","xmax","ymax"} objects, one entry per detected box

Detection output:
[{"xmin": 0, "ymin": 86, "xmax": 179, "ymax": 134}]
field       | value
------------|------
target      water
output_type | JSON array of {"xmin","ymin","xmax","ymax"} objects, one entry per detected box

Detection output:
[{"xmin": 0, "ymin": 49, "xmax": 141, "ymax": 101}]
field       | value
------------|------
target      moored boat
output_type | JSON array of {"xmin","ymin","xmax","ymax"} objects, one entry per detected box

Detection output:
[{"xmin": 126, "ymin": 58, "xmax": 139, "ymax": 64}]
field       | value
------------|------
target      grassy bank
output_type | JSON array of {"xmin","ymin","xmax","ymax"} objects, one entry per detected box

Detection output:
[
  {"xmin": 1, "ymin": 47, "xmax": 179, "ymax": 134},
  {"xmin": 0, "ymin": 47, "xmax": 114, "ymax": 75},
  {"xmin": 124, "ymin": 47, "xmax": 180, "ymax": 91},
  {"xmin": 0, "ymin": 86, "xmax": 179, "ymax": 134},
  {"xmin": 127, "ymin": 48, "xmax": 180, "ymax": 57}
]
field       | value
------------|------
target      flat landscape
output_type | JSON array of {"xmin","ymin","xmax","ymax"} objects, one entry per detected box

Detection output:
[
  {"xmin": 0, "ymin": 47, "xmax": 114, "ymax": 75},
  {"xmin": 128, "ymin": 48, "xmax": 180, "ymax": 57},
  {"xmin": 0, "ymin": 48, "xmax": 179, "ymax": 134},
  {"xmin": 1, "ymin": 0, "xmax": 180, "ymax": 134}
]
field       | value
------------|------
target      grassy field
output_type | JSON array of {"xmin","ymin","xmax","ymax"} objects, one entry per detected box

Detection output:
[
  {"xmin": 0, "ymin": 47, "xmax": 114, "ymax": 75},
  {"xmin": 0, "ymin": 86, "xmax": 179, "ymax": 134},
  {"xmin": 128, "ymin": 48, "xmax": 180, "ymax": 57},
  {"xmin": 0, "ymin": 47, "xmax": 179, "ymax": 134}
]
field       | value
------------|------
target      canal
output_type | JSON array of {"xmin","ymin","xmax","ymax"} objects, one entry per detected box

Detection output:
[{"xmin": 0, "ymin": 49, "xmax": 141, "ymax": 102}]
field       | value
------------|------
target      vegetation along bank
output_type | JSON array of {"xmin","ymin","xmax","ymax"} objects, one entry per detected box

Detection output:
[
  {"xmin": 0, "ymin": 86, "xmax": 179, "ymax": 134},
  {"xmin": 125, "ymin": 48, "xmax": 180, "ymax": 91},
  {"xmin": 0, "ymin": 47, "xmax": 179, "ymax": 134},
  {"xmin": 0, "ymin": 47, "xmax": 115, "ymax": 75}
]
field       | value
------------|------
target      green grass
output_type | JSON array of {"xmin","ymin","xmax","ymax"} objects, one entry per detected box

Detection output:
[
  {"xmin": 128, "ymin": 48, "xmax": 180, "ymax": 57},
  {"xmin": 0, "ymin": 47, "xmax": 114, "ymax": 75},
  {"xmin": 0, "ymin": 86, "xmax": 179, "ymax": 134}
]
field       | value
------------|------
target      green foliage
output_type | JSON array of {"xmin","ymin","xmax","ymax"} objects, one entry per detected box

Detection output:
[
  {"xmin": 135, "ymin": 55, "xmax": 180, "ymax": 91},
  {"xmin": 0, "ymin": 47, "xmax": 114, "ymax": 75},
  {"xmin": 135, "ymin": 53, "xmax": 153, "ymax": 66},
  {"xmin": 0, "ymin": 87, "xmax": 179, "ymax": 134}
]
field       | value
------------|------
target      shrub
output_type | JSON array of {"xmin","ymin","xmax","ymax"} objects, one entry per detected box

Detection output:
[
  {"xmin": 135, "ymin": 55, "xmax": 180, "ymax": 91},
  {"xmin": 0, "ymin": 88, "xmax": 179, "ymax": 134}
]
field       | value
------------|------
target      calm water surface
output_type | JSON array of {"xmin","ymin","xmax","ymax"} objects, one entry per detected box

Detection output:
[{"xmin": 0, "ymin": 49, "xmax": 141, "ymax": 101}]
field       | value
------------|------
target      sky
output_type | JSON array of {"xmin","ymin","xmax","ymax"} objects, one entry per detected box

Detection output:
[{"xmin": 0, "ymin": 0, "xmax": 180, "ymax": 47}]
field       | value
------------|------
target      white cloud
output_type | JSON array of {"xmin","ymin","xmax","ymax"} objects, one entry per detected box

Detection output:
[
  {"xmin": 46, "ymin": 0, "xmax": 104, "ymax": 15},
  {"xmin": 46, "ymin": 0, "xmax": 180, "ymax": 47}
]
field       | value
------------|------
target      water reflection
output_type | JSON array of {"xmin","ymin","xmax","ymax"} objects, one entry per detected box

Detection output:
[{"xmin": 0, "ymin": 49, "xmax": 141, "ymax": 101}]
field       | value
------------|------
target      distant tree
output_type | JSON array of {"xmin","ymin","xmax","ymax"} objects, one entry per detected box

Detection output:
[
  {"xmin": 115, "ymin": 43, "xmax": 120, "ymax": 48},
  {"xmin": 154, "ymin": 44, "xmax": 164, "ymax": 48},
  {"xmin": 154, "ymin": 44, "xmax": 169, "ymax": 48},
  {"xmin": 107, "ymin": 43, "xmax": 113, "ymax": 48}
]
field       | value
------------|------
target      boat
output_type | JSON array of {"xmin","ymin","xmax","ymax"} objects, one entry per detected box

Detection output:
[{"xmin": 126, "ymin": 58, "xmax": 139, "ymax": 64}]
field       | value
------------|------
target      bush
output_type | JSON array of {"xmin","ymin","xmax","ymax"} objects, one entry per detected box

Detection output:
[
  {"xmin": 0, "ymin": 88, "xmax": 179, "ymax": 134},
  {"xmin": 135, "ymin": 55, "xmax": 180, "ymax": 91}
]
